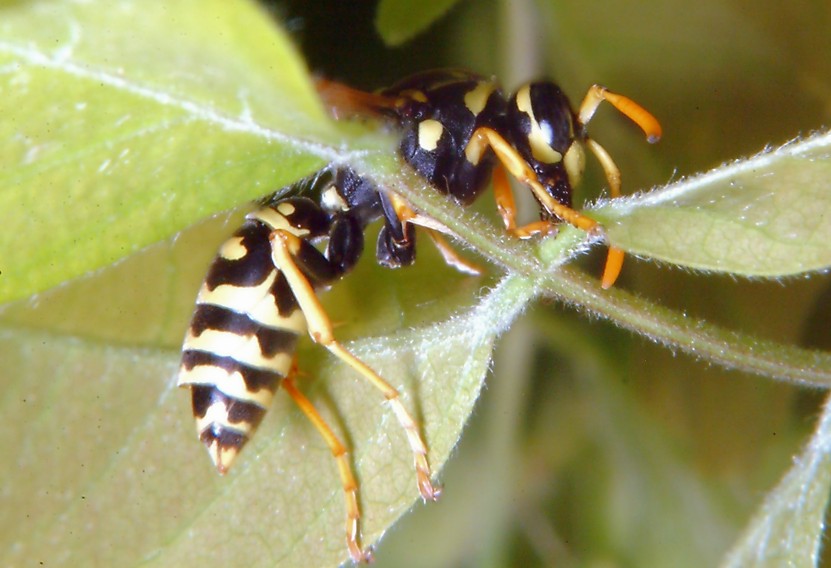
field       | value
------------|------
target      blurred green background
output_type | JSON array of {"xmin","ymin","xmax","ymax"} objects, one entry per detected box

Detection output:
[{"xmin": 269, "ymin": 0, "xmax": 831, "ymax": 566}]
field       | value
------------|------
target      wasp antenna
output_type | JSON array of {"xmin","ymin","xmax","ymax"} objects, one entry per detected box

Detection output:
[
  {"xmin": 579, "ymin": 85, "xmax": 662, "ymax": 143},
  {"xmin": 315, "ymin": 77, "xmax": 399, "ymax": 118}
]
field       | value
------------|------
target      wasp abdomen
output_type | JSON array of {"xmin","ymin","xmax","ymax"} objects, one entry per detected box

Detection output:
[{"xmin": 178, "ymin": 214, "xmax": 309, "ymax": 473}]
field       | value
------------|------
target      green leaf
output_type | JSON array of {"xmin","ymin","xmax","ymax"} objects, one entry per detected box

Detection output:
[
  {"xmin": 375, "ymin": 0, "xmax": 462, "ymax": 45},
  {"xmin": 376, "ymin": 170, "xmax": 831, "ymax": 391},
  {"xmin": 534, "ymin": 264, "xmax": 831, "ymax": 388},
  {"xmin": 721, "ymin": 393, "xmax": 831, "ymax": 567},
  {"xmin": 0, "ymin": 0, "xmax": 386, "ymax": 303},
  {"xmin": 593, "ymin": 131, "xmax": 831, "ymax": 277},
  {"xmin": 0, "ymin": 263, "xmax": 531, "ymax": 566}
]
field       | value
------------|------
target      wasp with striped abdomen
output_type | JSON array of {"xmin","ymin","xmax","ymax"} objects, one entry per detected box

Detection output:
[{"xmin": 178, "ymin": 69, "xmax": 660, "ymax": 562}]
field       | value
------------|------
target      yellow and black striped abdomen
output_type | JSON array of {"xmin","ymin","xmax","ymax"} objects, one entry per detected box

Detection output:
[{"xmin": 178, "ymin": 214, "xmax": 308, "ymax": 474}]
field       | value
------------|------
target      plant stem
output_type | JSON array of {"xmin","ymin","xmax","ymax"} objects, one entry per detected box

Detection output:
[
  {"xmin": 379, "ymin": 164, "xmax": 831, "ymax": 389},
  {"xmin": 539, "ymin": 264, "xmax": 831, "ymax": 387}
]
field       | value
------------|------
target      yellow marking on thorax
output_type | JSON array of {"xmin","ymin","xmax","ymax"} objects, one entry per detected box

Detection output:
[
  {"xmin": 400, "ymin": 89, "xmax": 428, "ymax": 103},
  {"xmin": 247, "ymin": 207, "xmax": 310, "ymax": 238},
  {"xmin": 515, "ymin": 86, "xmax": 563, "ymax": 165},
  {"xmin": 277, "ymin": 202, "xmax": 295, "ymax": 216},
  {"xmin": 218, "ymin": 236, "xmax": 247, "ymax": 261},
  {"xmin": 321, "ymin": 185, "xmax": 348, "ymax": 212},
  {"xmin": 418, "ymin": 119, "xmax": 444, "ymax": 151},
  {"xmin": 464, "ymin": 81, "xmax": 495, "ymax": 116}
]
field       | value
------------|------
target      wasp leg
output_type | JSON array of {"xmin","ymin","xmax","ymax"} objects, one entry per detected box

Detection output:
[
  {"xmin": 492, "ymin": 164, "xmax": 557, "ymax": 239},
  {"xmin": 581, "ymin": 139, "xmax": 624, "ymax": 288},
  {"xmin": 577, "ymin": 88, "xmax": 661, "ymax": 288},
  {"xmin": 466, "ymin": 127, "xmax": 599, "ymax": 233},
  {"xmin": 270, "ymin": 229, "xmax": 440, "ymax": 502},
  {"xmin": 383, "ymin": 191, "xmax": 482, "ymax": 275},
  {"xmin": 282, "ymin": 374, "xmax": 372, "ymax": 563},
  {"xmin": 466, "ymin": 127, "xmax": 635, "ymax": 287},
  {"xmin": 585, "ymin": 139, "xmax": 622, "ymax": 199},
  {"xmin": 424, "ymin": 228, "xmax": 482, "ymax": 275},
  {"xmin": 492, "ymin": 163, "xmax": 517, "ymax": 232}
]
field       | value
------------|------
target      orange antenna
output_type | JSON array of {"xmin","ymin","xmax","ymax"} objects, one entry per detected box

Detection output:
[
  {"xmin": 314, "ymin": 77, "xmax": 398, "ymax": 119},
  {"xmin": 578, "ymin": 85, "xmax": 662, "ymax": 143}
]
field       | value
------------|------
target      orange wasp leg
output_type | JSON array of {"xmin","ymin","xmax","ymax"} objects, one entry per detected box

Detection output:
[
  {"xmin": 385, "ymin": 191, "xmax": 483, "ymax": 276},
  {"xmin": 270, "ymin": 229, "xmax": 441, "ymax": 503},
  {"xmin": 578, "ymin": 86, "xmax": 661, "ymax": 288},
  {"xmin": 466, "ymin": 127, "xmax": 599, "ymax": 233},
  {"xmin": 492, "ymin": 164, "xmax": 557, "ymax": 239},
  {"xmin": 283, "ymin": 374, "xmax": 372, "ymax": 563}
]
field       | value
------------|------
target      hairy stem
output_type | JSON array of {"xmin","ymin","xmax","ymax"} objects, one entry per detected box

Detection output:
[{"xmin": 379, "ymin": 164, "xmax": 831, "ymax": 389}]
